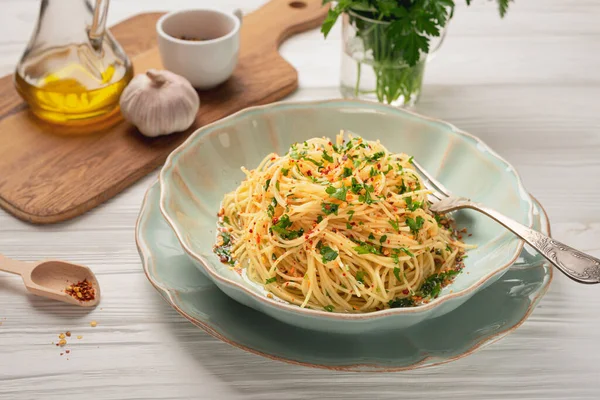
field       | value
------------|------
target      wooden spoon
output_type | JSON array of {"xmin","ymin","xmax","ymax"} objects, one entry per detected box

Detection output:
[{"xmin": 0, "ymin": 254, "xmax": 100, "ymax": 307}]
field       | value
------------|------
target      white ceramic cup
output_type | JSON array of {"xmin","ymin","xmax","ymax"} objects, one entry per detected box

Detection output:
[{"xmin": 157, "ymin": 9, "xmax": 242, "ymax": 90}]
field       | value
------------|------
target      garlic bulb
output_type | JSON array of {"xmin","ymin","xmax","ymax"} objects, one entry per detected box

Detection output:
[{"xmin": 120, "ymin": 69, "xmax": 200, "ymax": 137}]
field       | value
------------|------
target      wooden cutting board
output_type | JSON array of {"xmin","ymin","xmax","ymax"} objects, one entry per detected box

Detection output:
[{"xmin": 0, "ymin": 0, "xmax": 328, "ymax": 224}]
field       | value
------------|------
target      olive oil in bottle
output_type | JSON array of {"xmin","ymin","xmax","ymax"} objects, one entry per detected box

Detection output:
[
  {"xmin": 14, "ymin": 0, "xmax": 133, "ymax": 127},
  {"xmin": 15, "ymin": 45, "xmax": 133, "ymax": 125}
]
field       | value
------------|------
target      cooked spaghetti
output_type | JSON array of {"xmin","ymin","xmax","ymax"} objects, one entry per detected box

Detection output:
[{"xmin": 214, "ymin": 132, "xmax": 469, "ymax": 313}]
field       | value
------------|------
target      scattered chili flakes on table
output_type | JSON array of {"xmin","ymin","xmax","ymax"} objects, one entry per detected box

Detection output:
[{"xmin": 65, "ymin": 279, "xmax": 96, "ymax": 302}]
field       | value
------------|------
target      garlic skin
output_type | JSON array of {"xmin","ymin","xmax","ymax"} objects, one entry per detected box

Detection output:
[{"xmin": 120, "ymin": 69, "xmax": 200, "ymax": 137}]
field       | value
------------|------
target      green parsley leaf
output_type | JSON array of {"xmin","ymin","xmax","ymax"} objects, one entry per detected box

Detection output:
[
  {"xmin": 398, "ymin": 180, "xmax": 408, "ymax": 194},
  {"xmin": 358, "ymin": 184, "xmax": 375, "ymax": 204},
  {"xmin": 346, "ymin": 222, "xmax": 353, "ymax": 229},
  {"xmin": 264, "ymin": 179, "xmax": 271, "ymax": 191},
  {"xmin": 347, "ymin": 210, "xmax": 355, "ymax": 221},
  {"xmin": 325, "ymin": 184, "xmax": 348, "ymax": 201},
  {"xmin": 323, "ymin": 305, "xmax": 335, "ymax": 312},
  {"xmin": 322, "ymin": 151, "xmax": 334, "ymax": 163},
  {"xmin": 350, "ymin": 177, "xmax": 362, "ymax": 194},
  {"xmin": 271, "ymin": 214, "xmax": 304, "ymax": 240},
  {"xmin": 220, "ymin": 231, "xmax": 231, "ymax": 246},
  {"xmin": 379, "ymin": 235, "xmax": 387, "ymax": 244},
  {"xmin": 406, "ymin": 216, "xmax": 425, "ymax": 234},
  {"xmin": 320, "ymin": 246, "xmax": 339, "ymax": 263},
  {"xmin": 388, "ymin": 219, "xmax": 400, "ymax": 232},
  {"xmin": 267, "ymin": 198, "xmax": 277, "ymax": 218},
  {"xmin": 365, "ymin": 151, "xmax": 385, "ymax": 163},
  {"xmin": 393, "ymin": 267, "xmax": 402, "ymax": 282},
  {"xmin": 404, "ymin": 196, "xmax": 422, "ymax": 211},
  {"xmin": 223, "ymin": 216, "xmax": 230, "ymax": 225},
  {"xmin": 305, "ymin": 158, "xmax": 323, "ymax": 168},
  {"xmin": 345, "ymin": 140, "xmax": 354, "ymax": 152},
  {"xmin": 388, "ymin": 297, "xmax": 415, "ymax": 308},
  {"xmin": 353, "ymin": 242, "xmax": 381, "ymax": 255},
  {"xmin": 342, "ymin": 167, "xmax": 353, "ymax": 178},
  {"xmin": 418, "ymin": 269, "xmax": 461, "ymax": 299},
  {"xmin": 281, "ymin": 168, "xmax": 289, "ymax": 176},
  {"xmin": 321, "ymin": 202, "xmax": 339, "ymax": 215},
  {"xmin": 265, "ymin": 277, "xmax": 277, "ymax": 284},
  {"xmin": 272, "ymin": 253, "xmax": 277, "ymax": 261},
  {"xmin": 355, "ymin": 271, "xmax": 365, "ymax": 283},
  {"xmin": 400, "ymin": 247, "xmax": 414, "ymax": 257},
  {"xmin": 214, "ymin": 246, "xmax": 235, "ymax": 265},
  {"xmin": 316, "ymin": 215, "xmax": 323, "ymax": 223}
]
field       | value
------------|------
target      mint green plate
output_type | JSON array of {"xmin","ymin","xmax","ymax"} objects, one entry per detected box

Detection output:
[
  {"xmin": 159, "ymin": 100, "xmax": 535, "ymax": 334},
  {"xmin": 137, "ymin": 181, "xmax": 552, "ymax": 372}
]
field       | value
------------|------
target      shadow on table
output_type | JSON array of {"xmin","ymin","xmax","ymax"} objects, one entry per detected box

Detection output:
[{"xmin": 0, "ymin": 275, "xmax": 95, "ymax": 318}]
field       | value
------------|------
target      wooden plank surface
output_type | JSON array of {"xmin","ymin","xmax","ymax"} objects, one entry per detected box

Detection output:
[
  {"xmin": 1, "ymin": 0, "xmax": 600, "ymax": 399},
  {"xmin": 0, "ymin": 0, "xmax": 327, "ymax": 224}
]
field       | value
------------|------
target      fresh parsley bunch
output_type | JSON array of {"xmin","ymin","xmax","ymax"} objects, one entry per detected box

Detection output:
[{"xmin": 322, "ymin": 0, "xmax": 512, "ymax": 105}]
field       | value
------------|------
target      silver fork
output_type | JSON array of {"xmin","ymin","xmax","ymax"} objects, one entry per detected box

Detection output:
[{"xmin": 412, "ymin": 160, "xmax": 600, "ymax": 284}]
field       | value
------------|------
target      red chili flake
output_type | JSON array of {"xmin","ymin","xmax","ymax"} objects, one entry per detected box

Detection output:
[
  {"xmin": 468, "ymin": 233, "xmax": 472, "ymax": 237},
  {"xmin": 256, "ymin": 235, "xmax": 261, "ymax": 244},
  {"xmin": 402, "ymin": 289, "xmax": 409, "ymax": 294},
  {"xmin": 328, "ymin": 141, "xmax": 332, "ymax": 146},
  {"xmin": 272, "ymin": 217, "xmax": 279, "ymax": 224},
  {"xmin": 270, "ymin": 157, "xmax": 276, "ymax": 161},
  {"xmin": 342, "ymin": 273, "xmax": 346, "ymax": 277},
  {"xmin": 65, "ymin": 279, "xmax": 95, "ymax": 302},
  {"xmin": 307, "ymin": 170, "xmax": 312, "ymax": 176},
  {"xmin": 249, "ymin": 229, "xmax": 253, "ymax": 233},
  {"xmin": 377, "ymin": 163, "xmax": 381, "ymax": 169}
]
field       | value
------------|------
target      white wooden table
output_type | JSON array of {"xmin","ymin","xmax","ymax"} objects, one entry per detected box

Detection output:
[{"xmin": 1, "ymin": 1, "xmax": 599, "ymax": 399}]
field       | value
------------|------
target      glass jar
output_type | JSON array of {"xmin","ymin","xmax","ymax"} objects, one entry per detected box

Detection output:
[
  {"xmin": 340, "ymin": 10, "xmax": 446, "ymax": 108},
  {"xmin": 14, "ymin": 0, "xmax": 133, "ymax": 126}
]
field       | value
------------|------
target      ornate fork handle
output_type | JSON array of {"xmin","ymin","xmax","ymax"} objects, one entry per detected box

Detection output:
[{"xmin": 437, "ymin": 197, "xmax": 600, "ymax": 284}]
